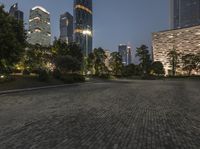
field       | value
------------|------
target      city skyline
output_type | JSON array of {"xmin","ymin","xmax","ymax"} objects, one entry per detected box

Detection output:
[{"xmin": 0, "ymin": 0, "xmax": 169, "ymax": 52}]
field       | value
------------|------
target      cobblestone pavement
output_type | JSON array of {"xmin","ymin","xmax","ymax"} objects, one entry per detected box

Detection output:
[{"xmin": 0, "ymin": 80, "xmax": 199, "ymax": 149}]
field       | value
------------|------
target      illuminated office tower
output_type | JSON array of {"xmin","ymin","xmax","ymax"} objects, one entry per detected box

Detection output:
[
  {"xmin": 170, "ymin": 0, "xmax": 200, "ymax": 29},
  {"xmin": 9, "ymin": 3, "xmax": 24, "ymax": 21},
  {"xmin": 60, "ymin": 12, "xmax": 73, "ymax": 43},
  {"xmin": 74, "ymin": 0, "xmax": 93, "ymax": 56},
  {"xmin": 27, "ymin": 6, "xmax": 51, "ymax": 46}
]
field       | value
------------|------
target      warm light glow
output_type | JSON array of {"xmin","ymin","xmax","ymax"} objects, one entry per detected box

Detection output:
[
  {"xmin": 32, "ymin": 6, "xmax": 50, "ymax": 14},
  {"xmin": 75, "ymin": 5, "xmax": 92, "ymax": 14},
  {"xmin": 83, "ymin": 30, "xmax": 92, "ymax": 35},
  {"xmin": 0, "ymin": 75, "xmax": 5, "ymax": 79},
  {"xmin": 74, "ymin": 29, "xmax": 92, "ymax": 36}
]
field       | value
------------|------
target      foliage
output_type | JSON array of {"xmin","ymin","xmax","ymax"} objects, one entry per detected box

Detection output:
[
  {"xmin": 37, "ymin": 69, "xmax": 50, "ymax": 82},
  {"xmin": 55, "ymin": 55, "xmax": 81, "ymax": 74},
  {"xmin": 24, "ymin": 44, "xmax": 51, "ymax": 72},
  {"xmin": 53, "ymin": 69, "xmax": 62, "ymax": 79},
  {"xmin": 0, "ymin": 6, "xmax": 26, "ymax": 74},
  {"xmin": 194, "ymin": 53, "xmax": 200, "ymax": 73},
  {"xmin": 52, "ymin": 39, "xmax": 83, "ymax": 75},
  {"xmin": 61, "ymin": 74, "xmax": 85, "ymax": 84},
  {"xmin": 150, "ymin": 61, "xmax": 165, "ymax": 76},
  {"xmin": 23, "ymin": 69, "xmax": 30, "ymax": 75},
  {"xmin": 110, "ymin": 52, "xmax": 123, "ymax": 76},
  {"xmin": 182, "ymin": 54, "xmax": 196, "ymax": 76},
  {"xmin": 167, "ymin": 48, "xmax": 181, "ymax": 76},
  {"xmin": 136, "ymin": 45, "xmax": 152, "ymax": 75},
  {"xmin": 93, "ymin": 48, "xmax": 109, "ymax": 76},
  {"xmin": 122, "ymin": 64, "xmax": 135, "ymax": 76},
  {"xmin": 86, "ymin": 53, "xmax": 95, "ymax": 75},
  {"xmin": 52, "ymin": 40, "xmax": 83, "ymax": 63}
]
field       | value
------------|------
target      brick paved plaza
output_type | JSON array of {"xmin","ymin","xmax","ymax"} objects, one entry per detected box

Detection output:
[{"xmin": 0, "ymin": 80, "xmax": 199, "ymax": 149}]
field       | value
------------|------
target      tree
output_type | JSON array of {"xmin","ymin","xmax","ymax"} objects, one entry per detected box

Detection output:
[
  {"xmin": 136, "ymin": 45, "xmax": 152, "ymax": 75},
  {"xmin": 93, "ymin": 48, "xmax": 108, "ymax": 76},
  {"xmin": 122, "ymin": 64, "xmax": 136, "ymax": 77},
  {"xmin": 55, "ymin": 55, "xmax": 81, "ymax": 74},
  {"xmin": 110, "ymin": 52, "xmax": 123, "ymax": 76},
  {"xmin": 86, "ymin": 53, "xmax": 95, "ymax": 75},
  {"xmin": 167, "ymin": 48, "xmax": 181, "ymax": 76},
  {"xmin": 194, "ymin": 53, "xmax": 200, "ymax": 74},
  {"xmin": 24, "ymin": 44, "xmax": 51, "ymax": 72},
  {"xmin": 52, "ymin": 40, "xmax": 83, "ymax": 63},
  {"xmin": 52, "ymin": 39, "xmax": 83, "ymax": 74},
  {"xmin": 151, "ymin": 61, "xmax": 165, "ymax": 76},
  {"xmin": 182, "ymin": 54, "xmax": 196, "ymax": 76},
  {"xmin": 0, "ymin": 5, "xmax": 26, "ymax": 74}
]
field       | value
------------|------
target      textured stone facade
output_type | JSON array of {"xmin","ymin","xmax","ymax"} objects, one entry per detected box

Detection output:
[{"xmin": 152, "ymin": 25, "xmax": 200, "ymax": 75}]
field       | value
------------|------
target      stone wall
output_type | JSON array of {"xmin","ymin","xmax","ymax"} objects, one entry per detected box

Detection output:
[{"xmin": 152, "ymin": 25, "xmax": 200, "ymax": 75}]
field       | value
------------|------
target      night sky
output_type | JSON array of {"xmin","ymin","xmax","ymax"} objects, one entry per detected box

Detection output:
[{"xmin": 1, "ymin": 0, "xmax": 169, "ymax": 61}]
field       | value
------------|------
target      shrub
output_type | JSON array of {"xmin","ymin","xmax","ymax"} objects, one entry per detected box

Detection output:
[
  {"xmin": 38, "ymin": 69, "xmax": 49, "ymax": 82},
  {"xmin": 72, "ymin": 74, "xmax": 85, "ymax": 82},
  {"xmin": 53, "ymin": 69, "xmax": 62, "ymax": 79},
  {"xmin": 61, "ymin": 74, "xmax": 85, "ymax": 84},
  {"xmin": 23, "ymin": 69, "xmax": 30, "ymax": 75},
  {"xmin": 99, "ymin": 74, "xmax": 110, "ymax": 79}
]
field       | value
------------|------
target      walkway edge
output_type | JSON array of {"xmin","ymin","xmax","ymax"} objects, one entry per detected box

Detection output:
[{"xmin": 0, "ymin": 82, "xmax": 89, "ymax": 95}]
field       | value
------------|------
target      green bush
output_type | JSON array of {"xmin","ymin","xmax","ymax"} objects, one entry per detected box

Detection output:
[
  {"xmin": 38, "ymin": 69, "xmax": 49, "ymax": 82},
  {"xmin": 0, "ymin": 75, "xmax": 15, "ymax": 84},
  {"xmin": 99, "ymin": 74, "xmax": 111, "ymax": 79},
  {"xmin": 72, "ymin": 74, "xmax": 85, "ymax": 82},
  {"xmin": 53, "ymin": 69, "xmax": 62, "ymax": 79},
  {"xmin": 61, "ymin": 74, "xmax": 85, "ymax": 84},
  {"xmin": 23, "ymin": 69, "xmax": 30, "ymax": 75}
]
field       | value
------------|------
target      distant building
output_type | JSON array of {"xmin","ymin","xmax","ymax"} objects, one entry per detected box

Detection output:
[
  {"xmin": 60, "ymin": 12, "xmax": 73, "ymax": 43},
  {"xmin": 27, "ymin": 6, "xmax": 51, "ymax": 46},
  {"xmin": 9, "ymin": 3, "xmax": 24, "ymax": 21},
  {"xmin": 118, "ymin": 44, "xmax": 132, "ymax": 66},
  {"xmin": 74, "ymin": 0, "xmax": 93, "ymax": 56},
  {"xmin": 152, "ymin": 25, "xmax": 200, "ymax": 75},
  {"xmin": 170, "ymin": 0, "xmax": 200, "ymax": 29}
]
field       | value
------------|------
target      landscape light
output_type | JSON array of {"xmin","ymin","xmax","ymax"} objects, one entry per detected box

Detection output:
[{"xmin": 0, "ymin": 75, "xmax": 5, "ymax": 79}]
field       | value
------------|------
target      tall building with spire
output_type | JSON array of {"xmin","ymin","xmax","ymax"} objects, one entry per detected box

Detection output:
[
  {"xmin": 170, "ymin": 0, "xmax": 200, "ymax": 29},
  {"xmin": 60, "ymin": 12, "xmax": 73, "ymax": 43},
  {"xmin": 27, "ymin": 6, "xmax": 51, "ymax": 46},
  {"xmin": 9, "ymin": 3, "xmax": 24, "ymax": 21},
  {"xmin": 74, "ymin": 0, "xmax": 93, "ymax": 56}
]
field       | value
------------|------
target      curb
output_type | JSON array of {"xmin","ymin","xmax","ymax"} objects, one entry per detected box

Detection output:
[{"xmin": 0, "ymin": 82, "xmax": 89, "ymax": 95}]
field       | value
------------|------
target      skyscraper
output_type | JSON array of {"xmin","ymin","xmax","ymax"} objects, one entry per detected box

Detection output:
[
  {"xmin": 118, "ymin": 44, "xmax": 132, "ymax": 66},
  {"xmin": 74, "ymin": 0, "xmax": 93, "ymax": 56},
  {"xmin": 170, "ymin": 0, "xmax": 200, "ymax": 29},
  {"xmin": 9, "ymin": 3, "xmax": 24, "ymax": 21},
  {"xmin": 27, "ymin": 6, "xmax": 51, "ymax": 46},
  {"xmin": 60, "ymin": 12, "xmax": 73, "ymax": 43}
]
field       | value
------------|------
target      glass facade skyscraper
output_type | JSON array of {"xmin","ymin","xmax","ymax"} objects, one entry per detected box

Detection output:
[
  {"xmin": 74, "ymin": 0, "xmax": 93, "ymax": 56},
  {"xmin": 118, "ymin": 44, "xmax": 132, "ymax": 66},
  {"xmin": 170, "ymin": 0, "xmax": 200, "ymax": 29},
  {"xmin": 60, "ymin": 12, "xmax": 73, "ymax": 43},
  {"xmin": 27, "ymin": 6, "xmax": 51, "ymax": 46},
  {"xmin": 9, "ymin": 3, "xmax": 24, "ymax": 21}
]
